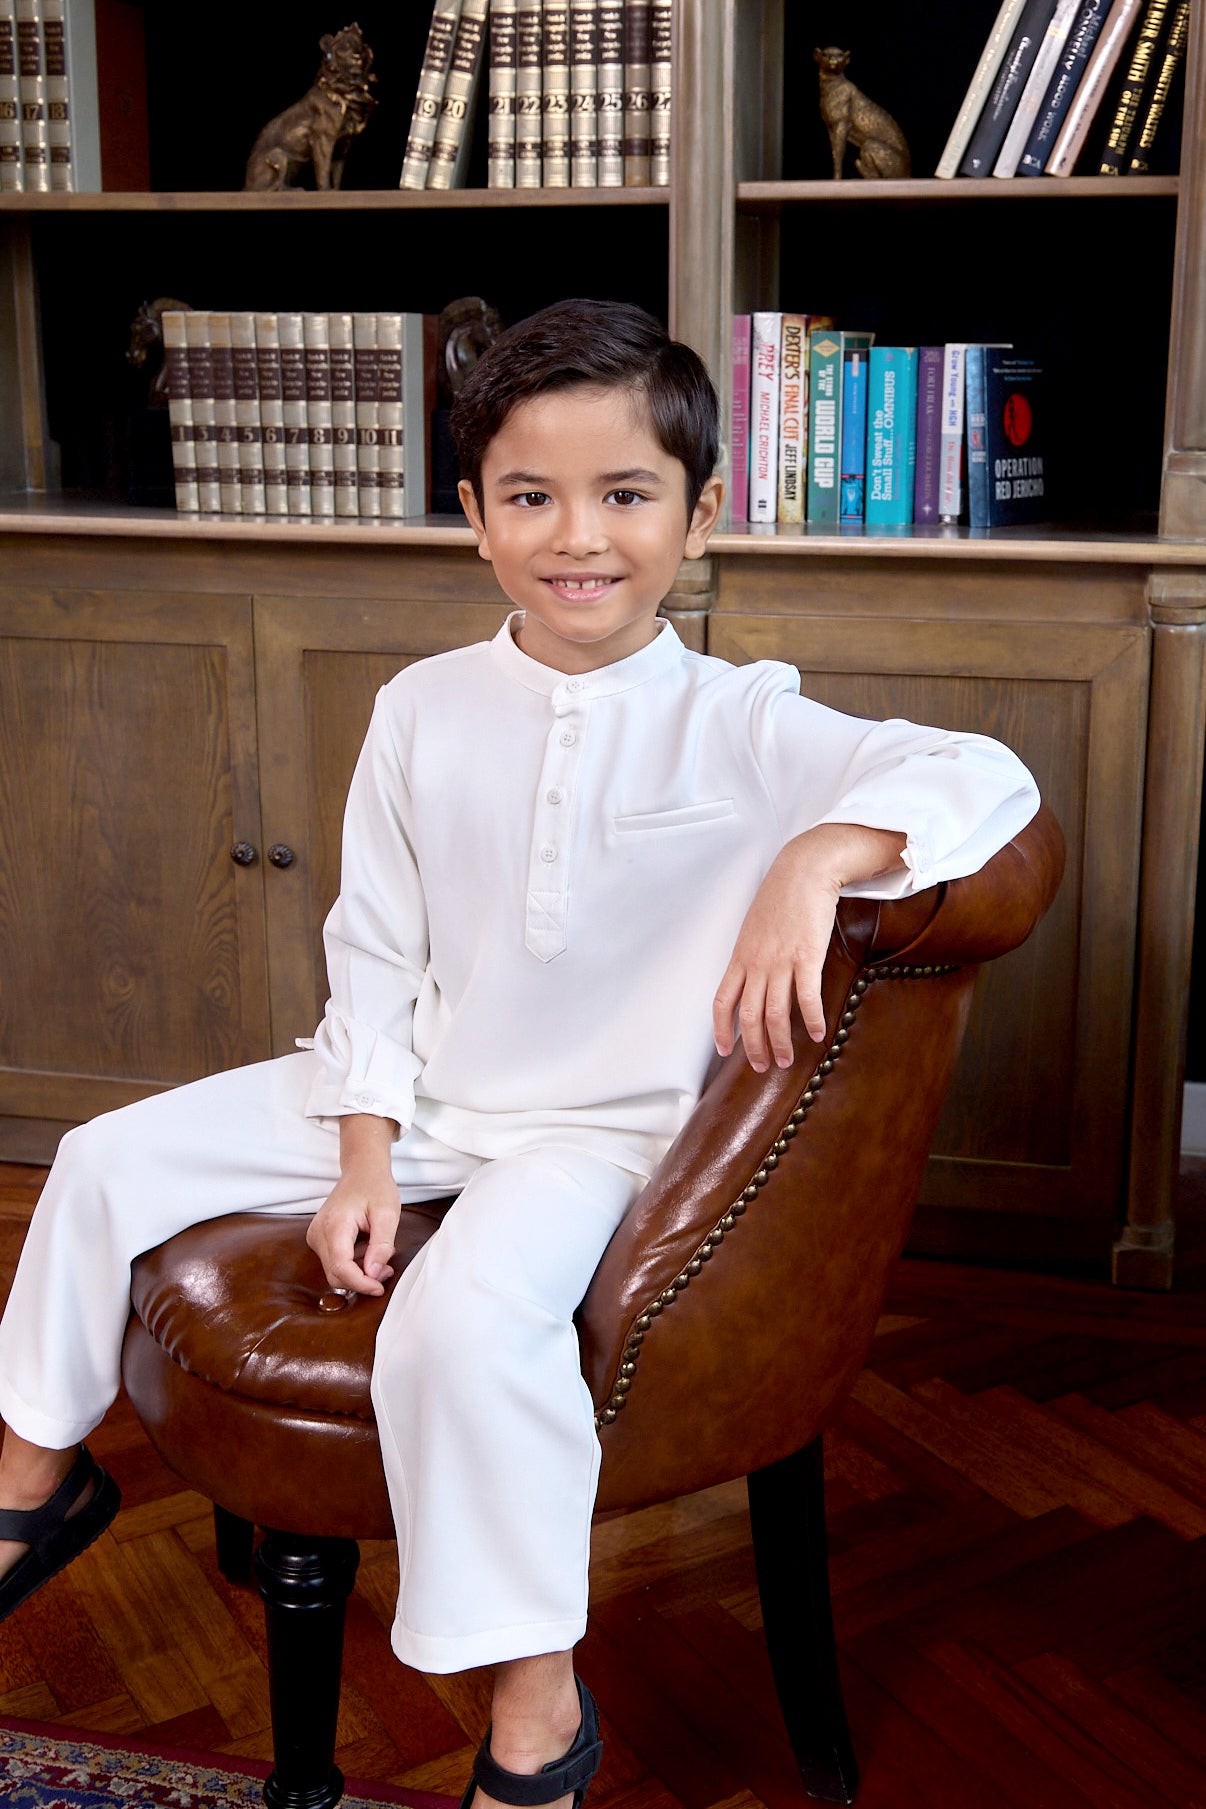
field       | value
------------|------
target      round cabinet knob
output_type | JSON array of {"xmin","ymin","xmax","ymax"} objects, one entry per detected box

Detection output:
[
  {"xmin": 268, "ymin": 844, "xmax": 296, "ymax": 869},
  {"xmin": 230, "ymin": 841, "xmax": 257, "ymax": 866}
]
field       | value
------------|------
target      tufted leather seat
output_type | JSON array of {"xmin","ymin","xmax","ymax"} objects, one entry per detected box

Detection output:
[{"xmin": 122, "ymin": 804, "xmax": 1063, "ymax": 1809}]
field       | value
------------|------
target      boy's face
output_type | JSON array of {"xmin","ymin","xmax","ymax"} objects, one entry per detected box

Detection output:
[{"xmin": 459, "ymin": 384, "xmax": 722, "ymax": 674}]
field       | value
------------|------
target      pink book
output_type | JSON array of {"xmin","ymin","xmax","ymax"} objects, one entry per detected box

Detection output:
[{"xmin": 731, "ymin": 314, "xmax": 751, "ymax": 524}]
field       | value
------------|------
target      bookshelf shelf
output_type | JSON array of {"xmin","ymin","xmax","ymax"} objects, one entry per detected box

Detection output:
[
  {"xmin": 0, "ymin": 187, "xmax": 670, "ymax": 214},
  {"xmin": 737, "ymin": 175, "xmax": 1181, "ymax": 208}
]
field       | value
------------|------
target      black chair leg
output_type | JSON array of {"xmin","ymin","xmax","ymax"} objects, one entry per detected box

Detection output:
[
  {"xmin": 254, "ymin": 1530, "xmax": 360, "ymax": 1809},
  {"xmin": 747, "ymin": 1435, "xmax": 859, "ymax": 1804},
  {"xmin": 213, "ymin": 1504, "xmax": 256, "ymax": 1582}
]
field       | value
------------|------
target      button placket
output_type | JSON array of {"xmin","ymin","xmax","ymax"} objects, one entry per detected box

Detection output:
[{"xmin": 525, "ymin": 690, "xmax": 588, "ymax": 960}]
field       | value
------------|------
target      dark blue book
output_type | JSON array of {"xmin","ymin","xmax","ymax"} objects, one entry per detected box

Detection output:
[
  {"xmin": 840, "ymin": 343, "xmax": 868, "ymax": 524},
  {"xmin": 966, "ymin": 348, "xmax": 1049, "ymax": 528},
  {"xmin": 1018, "ymin": 0, "xmax": 1110, "ymax": 174},
  {"xmin": 959, "ymin": 0, "xmax": 1061, "ymax": 175}
]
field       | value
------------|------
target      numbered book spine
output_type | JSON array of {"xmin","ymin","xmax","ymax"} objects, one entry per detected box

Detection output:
[
  {"xmin": 0, "ymin": 0, "xmax": 22, "ymax": 191},
  {"xmin": 748, "ymin": 311, "xmax": 780, "ymax": 525},
  {"xmin": 210, "ymin": 312, "xmax": 242, "ymax": 515},
  {"xmin": 329, "ymin": 312, "xmax": 359, "ymax": 517},
  {"xmin": 542, "ymin": 0, "xmax": 570, "ymax": 185},
  {"xmin": 839, "ymin": 345, "xmax": 868, "ymax": 525},
  {"xmin": 185, "ymin": 311, "xmax": 219, "ymax": 514},
  {"xmin": 649, "ymin": 0, "xmax": 670, "ymax": 186},
  {"xmin": 936, "ymin": 0, "xmax": 1028, "ymax": 176},
  {"xmin": 959, "ymin": 0, "xmax": 1060, "ymax": 175},
  {"xmin": 570, "ymin": 0, "xmax": 598, "ymax": 186},
  {"xmin": 41, "ymin": 0, "xmax": 67, "ymax": 187},
  {"xmin": 1047, "ymin": 0, "xmax": 1142, "ymax": 173},
  {"xmin": 1017, "ymin": 0, "xmax": 1110, "ymax": 173},
  {"xmin": 515, "ymin": 0, "xmax": 543, "ymax": 187},
  {"xmin": 488, "ymin": 0, "xmax": 518, "ymax": 187},
  {"xmin": 622, "ymin": 0, "xmax": 650, "ymax": 184},
  {"xmin": 304, "ymin": 311, "xmax": 335, "ymax": 519},
  {"xmin": 806, "ymin": 328, "xmax": 841, "ymax": 525},
  {"xmin": 730, "ymin": 313, "xmax": 751, "ymax": 524},
  {"xmin": 776, "ymin": 313, "xmax": 806, "ymax": 525},
  {"xmin": 993, "ymin": 0, "xmax": 1083, "ymax": 176},
  {"xmin": 429, "ymin": 0, "xmax": 489, "ymax": 189},
  {"xmin": 912, "ymin": 345, "xmax": 945, "ymax": 523},
  {"xmin": 377, "ymin": 313, "xmax": 404, "ymax": 520},
  {"xmin": 400, "ymin": 0, "xmax": 463, "ymax": 190},
  {"xmin": 596, "ymin": 0, "xmax": 623, "ymax": 184},
  {"xmin": 231, "ymin": 312, "xmax": 265, "ymax": 517},
  {"xmin": 865, "ymin": 346, "xmax": 918, "ymax": 528},
  {"xmin": 278, "ymin": 312, "xmax": 311, "ymax": 518},
  {"xmin": 1098, "ymin": 0, "xmax": 1170, "ymax": 170},
  {"xmin": 353, "ymin": 312, "xmax": 381, "ymax": 519},
  {"xmin": 162, "ymin": 310, "xmax": 198, "ymax": 512},
  {"xmin": 255, "ymin": 314, "xmax": 288, "ymax": 517},
  {"xmin": 939, "ymin": 342, "xmax": 968, "ymax": 520},
  {"xmin": 1129, "ymin": 0, "xmax": 1190, "ymax": 170},
  {"xmin": 15, "ymin": 0, "xmax": 47, "ymax": 192}
]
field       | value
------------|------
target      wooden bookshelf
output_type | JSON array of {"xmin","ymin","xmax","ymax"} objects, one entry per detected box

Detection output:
[{"xmin": 0, "ymin": 187, "xmax": 670, "ymax": 213}]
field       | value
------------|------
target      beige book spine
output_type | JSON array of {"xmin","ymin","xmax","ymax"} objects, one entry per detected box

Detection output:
[
  {"xmin": 428, "ymin": 0, "xmax": 489, "ymax": 188},
  {"xmin": 377, "ymin": 313, "xmax": 404, "ymax": 520},
  {"xmin": 542, "ymin": 0, "xmax": 570, "ymax": 185},
  {"xmin": 303, "ymin": 311, "xmax": 335, "ymax": 519},
  {"xmin": 210, "ymin": 311, "xmax": 242, "ymax": 515},
  {"xmin": 622, "ymin": 0, "xmax": 650, "ymax": 185},
  {"xmin": 162, "ymin": 310, "xmax": 198, "ymax": 513},
  {"xmin": 353, "ymin": 312, "xmax": 380, "ymax": 519},
  {"xmin": 0, "ymin": 0, "xmax": 23, "ymax": 191},
  {"xmin": 649, "ymin": 0, "xmax": 670, "ymax": 186},
  {"xmin": 515, "ymin": 0, "xmax": 543, "ymax": 187},
  {"xmin": 184, "ymin": 312, "xmax": 219, "ymax": 514},
  {"xmin": 41, "ymin": 0, "xmax": 67, "ymax": 188},
  {"xmin": 488, "ymin": 0, "xmax": 518, "ymax": 188},
  {"xmin": 231, "ymin": 312, "xmax": 265, "ymax": 517},
  {"xmin": 254, "ymin": 313, "xmax": 288, "ymax": 517},
  {"xmin": 570, "ymin": 0, "xmax": 598, "ymax": 185},
  {"xmin": 400, "ymin": 0, "xmax": 463, "ymax": 190},
  {"xmin": 278, "ymin": 312, "xmax": 311, "ymax": 518},
  {"xmin": 329, "ymin": 312, "xmax": 359, "ymax": 518},
  {"xmin": 15, "ymin": 0, "xmax": 47, "ymax": 192},
  {"xmin": 596, "ymin": 0, "xmax": 623, "ymax": 184}
]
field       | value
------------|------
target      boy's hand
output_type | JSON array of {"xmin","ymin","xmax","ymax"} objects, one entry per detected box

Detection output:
[
  {"xmin": 306, "ymin": 1113, "xmax": 401, "ymax": 1297},
  {"xmin": 713, "ymin": 824, "xmax": 907, "ymax": 1072}
]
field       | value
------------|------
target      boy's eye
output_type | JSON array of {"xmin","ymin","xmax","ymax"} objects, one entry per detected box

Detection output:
[
  {"xmin": 606, "ymin": 489, "xmax": 645, "ymax": 506},
  {"xmin": 512, "ymin": 491, "xmax": 550, "ymax": 507}
]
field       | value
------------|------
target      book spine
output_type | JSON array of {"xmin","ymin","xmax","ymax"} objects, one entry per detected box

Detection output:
[
  {"xmin": 959, "ymin": 0, "xmax": 1061, "ymax": 175},
  {"xmin": 994, "ymin": 0, "xmax": 1085, "ymax": 175},
  {"xmin": 329, "ymin": 312, "xmax": 359, "ymax": 517},
  {"xmin": 15, "ymin": 0, "xmax": 47, "ymax": 192},
  {"xmin": 377, "ymin": 313, "xmax": 404, "ymax": 520},
  {"xmin": 623, "ymin": 0, "xmax": 650, "ymax": 185},
  {"xmin": 649, "ymin": 0, "xmax": 671, "ymax": 186},
  {"xmin": 61, "ymin": 0, "xmax": 98, "ymax": 191},
  {"xmin": 1098, "ymin": 0, "xmax": 1171, "ymax": 170},
  {"xmin": 255, "ymin": 314, "xmax": 288, "ymax": 517},
  {"xmin": 162, "ymin": 310, "xmax": 198, "ymax": 513},
  {"xmin": 936, "ymin": 0, "xmax": 1030, "ymax": 176},
  {"xmin": 596, "ymin": 0, "xmax": 623, "ymax": 184},
  {"xmin": 938, "ymin": 343, "xmax": 968, "ymax": 520},
  {"xmin": 965, "ymin": 345, "xmax": 991, "ymax": 528},
  {"xmin": 400, "ymin": 0, "xmax": 463, "ymax": 190},
  {"xmin": 570, "ymin": 0, "xmax": 598, "ymax": 186},
  {"xmin": 488, "ymin": 0, "xmax": 518, "ymax": 188},
  {"xmin": 806, "ymin": 329, "xmax": 841, "ymax": 526},
  {"xmin": 428, "ymin": 0, "xmax": 489, "ymax": 189},
  {"xmin": 1129, "ymin": 0, "xmax": 1190, "ymax": 169},
  {"xmin": 185, "ymin": 311, "xmax": 219, "ymax": 514},
  {"xmin": 400, "ymin": 312, "xmax": 430, "ymax": 516},
  {"xmin": 1047, "ymin": 0, "xmax": 1142, "ymax": 172},
  {"xmin": 210, "ymin": 312, "xmax": 242, "ymax": 515},
  {"xmin": 912, "ymin": 346, "xmax": 945, "ymax": 523},
  {"xmin": 730, "ymin": 313, "xmax": 751, "ymax": 525},
  {"xmin": 231, "ymin": 312, "xmax": 265, "ymax": 518},
  {"xmin": 304, "ymin": 311, "xmax": 335, "ymax": 519},
  {"xmin": 748, "ymin": 311, "xmax": 779, "ymax": 524},
  {"xmin": 278, "ymin": 312, "xmax": 311, "ymax": 518},
  {"xmin": 1018, "ymin": 0, "xmax": 1110, "ymax": 173},
  {"xmin": 776, "ymin": 313, "xmax": 806, "ymax": 525},
  {"xmin": 41, "ymin": 0, "xmax": 67, "ymax": 188},
  {"xmin": 542, "ymin": 0, "xmax": 570, "ymax": 185},
  {"xmin": 866, "ymin": 347, "xmax": 917, "ymax": 528},
  {"xmin": 0, "ymin": 0, "xmax": 22, "ymax": 191},
  {"xmin": 353, "ymin": 311, "xmax": 380, "ymax": 519},
  {"xmin": 839, "ymin": 347, "xmax": 868, "ymax": 525},
  {"xmin": 515, "ymin": 0, "xmax": 543, "ymax": 187}
]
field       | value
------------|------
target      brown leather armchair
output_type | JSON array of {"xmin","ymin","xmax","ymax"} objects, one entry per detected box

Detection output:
[{"xmin": 122, "ymin": 805, "xmax": 1063, "ymax": 1809}]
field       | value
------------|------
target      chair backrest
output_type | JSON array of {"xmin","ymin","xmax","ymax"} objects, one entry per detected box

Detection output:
[{"xmin": 581, "ymin": 804, "xmax": 1065, "ymax": 1513}]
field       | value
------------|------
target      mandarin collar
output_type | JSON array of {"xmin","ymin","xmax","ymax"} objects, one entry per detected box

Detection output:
[{"xmin": 489, "ymin": 610, "xmax": 684, "ymax": 700}]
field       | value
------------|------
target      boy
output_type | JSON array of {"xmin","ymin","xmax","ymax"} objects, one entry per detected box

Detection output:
[{"xmin": 0, "ymin": 301, "xmax": 1038, "ymax": 1809}]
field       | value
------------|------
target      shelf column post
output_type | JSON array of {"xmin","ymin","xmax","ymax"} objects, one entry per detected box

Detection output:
[
  {"xmin": 0, "ymin": 219, "xmax": 55, "ymax": 492},
  {"xmin": 1160, "ymin": 0, "xmax": 1206, "ymax": 536},
  {"xmin": 669, "ymin": 0, "xmax": 731, "ymax": 395}
]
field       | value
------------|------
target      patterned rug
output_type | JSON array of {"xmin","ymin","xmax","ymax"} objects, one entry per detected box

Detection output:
[{"xmin": 0, "ymin": 1716, "xmax": 458, "ymax": 1808}]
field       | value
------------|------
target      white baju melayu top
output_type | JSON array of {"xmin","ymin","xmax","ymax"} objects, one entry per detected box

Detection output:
[{"xmin": 305, "ymin": 612, "xmax": 1040, "ymax": 1179}]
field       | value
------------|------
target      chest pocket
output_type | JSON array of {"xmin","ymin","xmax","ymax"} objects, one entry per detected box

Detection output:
[{"xmin": 613, "ymin": 799, "xmax": 736, "ymax": 834}]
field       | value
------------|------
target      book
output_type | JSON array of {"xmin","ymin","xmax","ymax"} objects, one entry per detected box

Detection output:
[
  {"xmin": 329, "ymin": 312, "xmax": 359, "ymax": 518},
  {"xmin": 62, "ymin": 0, "xmax": 100, "ymax": 190},
  {"xmin": 938, "ymin": 342, "xmax": 969, "ymax": 520},
  {"xmin": 185, "ymin": 311, "xmax": 219, "ymax": 514},
  {"xmin": 303, "ymin": 311, "xmax": 335, "ymax": 520},
  {"xmin": 597, "ymin": 0, "xmax": 624, "ymax": 184},
  {"xmin": 0, "ymin": 0, "xmax": 21, "ymax": 190},
  {"xmin": 254, "ymin": 313, "xmax": 288, "ymax": 517},
  {"xmin": 15, "ymin": 0, "xmax": 47, "ymax": 192},
  {"xmin": 1017, "ymin": 0, "xmax": 1112, "ymax": 173},
  {"xmin": 1047, "ymin": 0, "xmax": 1143, "ymax": 171},
  {"xmin": 231, "ymin": 312, "xmax": 265, "ymax": 517},
  {"xmin": 210, "ymin": 312, "xmax": 242, "ymax": 515},
  {"xmin": 959, "ymin": 0, "xmax": 1061, "ymax": 175},
  {"xmin": 865, "ymin": 347, "xmax": 918, "ymax": 528},
  {"xmin": 377, "ymin": 313, "xmax": 404, "ymax": 519},
  {"xmin": 806, "ymin": 328, "xmax": 842, "ymax": 526},
  {"xmin": 777, "ymin": 314, "xmax": 807, "ymax": 525},
  {"xmin": 839, "ymin": 344, "xmax": 868, "ymax": 525},
  {"xmin": 487, "ymin": 0, "xmax": 518, "ymax": 187},
  {"xmin": 428, "ymin": 0, "xmax": 488, "ymax": 190},
  {"xmin": 730, "ymin": 313, "xmax": 751, "ymax": 524},
  {"xmin": 515, "ymin": 0, "xmax": 543, "ymax": 187},
  {"xmin": 542, "ymin": 0, "xmax": 570, "ymax": 186},
  {"xmin": 749, "ymin": 311, "xmax": 780, "ymax": 524},
  {"xmin": 400, "ymin": 312, "xmax": 432, "ymax": 516},
  {"xmin": 936, "ymin": 0, "xmax": 1030, "ymax": 177},
  {"xmin": 400, "ymin": 0, "xmax": 463, "ymax": 191},
  {"xmin": 570, "ymin": 0, "xmax": 598, "ymax": 186},
  {"xmin": 912, "ymin": 346, "xmax": 945, "ymax": 524},
  {"xmin": 650, "ymin": 0, "xmax": 671, "ymax": 186},
  {"xmin": 278, "ymin": 312, "xmax": 311, "ymax": 518},
  {"xmin": 623, "ymin": 0, "xmax": 651, "ymax": 185},
  {"xmin": 41, "ymin": 0, "xmax": 67, "ymax": 188},
  {"xmin": 993, "ymin": 0, "xmax": 1084, "ymax": 175},
  {"xmin": 1098, "ymin": 0, "xmax": 1172, "ymax": 170},
  {"xmin": 966, "ymin": 347, "xmax": 1049, "ymax": 526},
  {"xmin": 353, "ymin": 311, "xmax": 380, "ymax": 519},
  {"xmin": 162, "ymin": 309, "xmax": 197, "ymax": 513},
  {"xmin": 1129, "ymin": 0, "xmax": 1190, "ymax": 170}
]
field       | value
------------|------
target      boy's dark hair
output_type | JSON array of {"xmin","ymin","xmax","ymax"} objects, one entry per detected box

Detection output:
[{"xmin": 450, "ymin": 299, "xmax": 719, "ymax": 517}]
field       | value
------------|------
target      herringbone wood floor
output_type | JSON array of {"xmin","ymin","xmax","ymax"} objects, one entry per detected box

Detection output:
[{"xmin": 2, "ymin": 1161, "xmax": 1206, "ymax": 1808}]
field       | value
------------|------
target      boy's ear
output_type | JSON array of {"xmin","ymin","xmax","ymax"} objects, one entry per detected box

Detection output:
[
  {"xmin": 684, "ymin": 474, "xmax": 724, "ymax": 558},
  {"xmin": 458, "ymin": 479, "xmax": 493, "ymax": 560}
]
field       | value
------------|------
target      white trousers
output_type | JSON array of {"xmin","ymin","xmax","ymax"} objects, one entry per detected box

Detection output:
[{"xmin": 0, "ymin": 1053, "xmax": 642, "ymax": 1672}]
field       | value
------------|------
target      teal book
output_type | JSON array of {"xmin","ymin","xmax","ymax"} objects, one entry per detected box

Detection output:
[
  {"xmin": 839, "ymin": 343, "xmax": 868, "ymax": 524},
  {"xmin": 865, "ymin": 346, "xmax": 918, "ymax": 528},
  {"xmin": 808, "ymin": 329, "xmax": 872, "ymax": 526}
]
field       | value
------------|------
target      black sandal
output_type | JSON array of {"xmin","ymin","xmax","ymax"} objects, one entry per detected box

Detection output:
[
  {"xmin": 460, "ymin": 1675, "xmax": 603, "ymax": 1809},
  {"xmin": 0, "ymin": 1445, "xmax": 121, "ymax": 1622}
]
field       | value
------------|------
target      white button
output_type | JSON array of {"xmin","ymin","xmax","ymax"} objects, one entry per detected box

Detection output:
[
  {"xmin": 560, "ymin": 729, "xmax": 576, "ymax": 746},
  {"xmin": 540, "ymin": 845, "xmax": 558, "ymax": 863},
  {"xmin": 567, "ymin": 678, "xmax": 584, "ymax": 693},
  {"xmin": 356, "ymin": 1093, "xmax": 374, "ymax": 1108},
  {"xmin": 547, "ymin": 787, "xmax": 564, "ymax": 805}
]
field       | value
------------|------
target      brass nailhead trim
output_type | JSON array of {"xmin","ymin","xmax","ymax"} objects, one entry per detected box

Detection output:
[{"xmin": 595, "ymin": 959, "xmax": 959, "ymax": 1429}]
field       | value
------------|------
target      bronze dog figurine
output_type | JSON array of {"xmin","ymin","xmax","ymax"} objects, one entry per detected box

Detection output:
[
  {"xmin": 245, "ymin": 24, "xmax": 377, "ymax": 191},
  {"xmin": 814, "ymin": 46, "xmax": 910, "ymax": 180}
]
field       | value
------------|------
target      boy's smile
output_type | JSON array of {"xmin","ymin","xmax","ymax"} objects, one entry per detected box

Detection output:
[{"xmin": 459, "ymin": 385, "xmax": 722, "ymax": 674}]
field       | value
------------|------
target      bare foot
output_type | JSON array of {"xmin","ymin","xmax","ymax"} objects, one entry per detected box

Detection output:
[{"xmin": 0, "ymin": 1437, "xmax": 90, "ymax": 1581}]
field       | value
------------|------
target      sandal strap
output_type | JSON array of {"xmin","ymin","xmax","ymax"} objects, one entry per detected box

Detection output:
[
  {"xmin": 472, "ymin": 1678, "xmax": 602, "ymax": 1809},
  {"xmin": 0, "ymin": 1447, "xmax": 96, "ymax": 1551}
]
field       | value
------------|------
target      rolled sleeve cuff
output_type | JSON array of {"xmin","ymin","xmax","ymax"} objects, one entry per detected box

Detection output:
[{"xmin": 302, "ymin": 1011, "xmax": 421, "ymax": 1137}]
